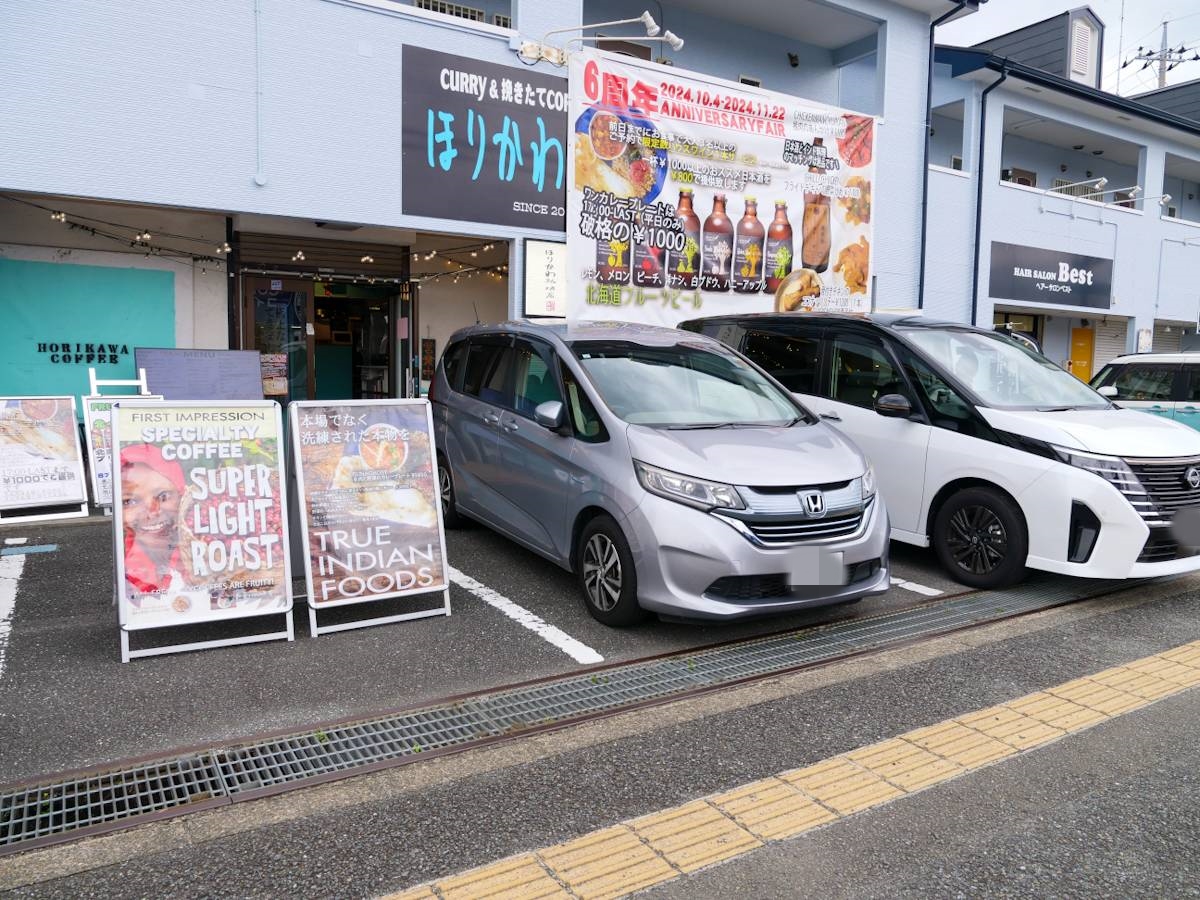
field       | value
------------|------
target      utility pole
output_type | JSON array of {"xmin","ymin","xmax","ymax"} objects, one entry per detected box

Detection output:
[{"xmin": 1123, "ymin": 20, "xmax": 1200, "ymax": 90}]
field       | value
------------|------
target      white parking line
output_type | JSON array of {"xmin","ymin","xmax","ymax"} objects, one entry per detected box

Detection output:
[
  {"xmin": 0, "ymin": 551, "xmax": 25, "ymax": 681},
  {"xmin": 448, "ymin": 567, "xmax": 605, "ymax": 665},
  {"xmin": 890, "ymin": 576, "xmax": 944, "ymax": 597},
  {"xmin": 3, "ymin": 538, "xmax": 28, "ymax": 545}
]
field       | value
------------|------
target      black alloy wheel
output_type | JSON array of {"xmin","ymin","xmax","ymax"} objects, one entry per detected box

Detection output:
[
  {"xmin": 576, "ymin": 515, "xmax": 647, "ymax": 627},
  {"xmin": 436, "ymin": 454, "xmax": 464, "ymax": 529},
  {"xmin": 932, "ymin": 487, "xmax": 1027, "ymax": 589}
]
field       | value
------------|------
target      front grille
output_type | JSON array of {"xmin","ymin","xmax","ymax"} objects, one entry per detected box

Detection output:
[
  {"xmin": 1137, "ymin": 531, "xmax": 1200, "ymax": 563},
  {"xmin": 706, "ymin": 574, "xmax": 790, "ymax": 601},
  {"xmin": 1124, "ymin": 456, "xmax": 1200, "ymax": 527},
  {"xmin": 747, "ymin": 511, "xmax": 864, "ymax": 544}
]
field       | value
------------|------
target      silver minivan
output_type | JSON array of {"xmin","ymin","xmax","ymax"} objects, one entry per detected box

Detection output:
[{"xmin": 430, "ymin": 321, "xmax": 890, "ymax": 625}]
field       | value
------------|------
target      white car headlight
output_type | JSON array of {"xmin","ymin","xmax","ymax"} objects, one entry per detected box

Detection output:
[
  {"xmin": 634, "ymin": 461, "xmax": 746, "ymax": 511},
  {"xmin": 861, "ymin": 465, "xmax": 876, "ymax": 499},
  {"xmin": 1051, "ymin": 446, "xmax": 1140, "ymax": 492}
]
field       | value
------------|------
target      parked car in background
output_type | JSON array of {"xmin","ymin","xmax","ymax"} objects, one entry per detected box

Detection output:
[
  {"xmin": 430, "ymin": 320, "xmax": 890, "ymax": 626},
  {"xmin": 1090, "ymin": 353, "xmax": 1200, "ymax": 431},
  {"xmin": 681, "ymin": 313, "xmax": 1200, "ymax": 589}
]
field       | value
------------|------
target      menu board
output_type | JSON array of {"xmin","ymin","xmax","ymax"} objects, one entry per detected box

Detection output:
[
  {"xmin": 136, "ymin": 349, "xmax": 265, "ymax": 401},
  {"xmin": 290, "ymin": 400, "xmax": 448, "ymax": 608},
  {"xmin": 112, "ymin": 401, "xmax": 292, "ymax": 630},
  {"xmin": 0, "ymin": 396, "xmax": 88, "ymax": 509},
  {"xmin": 84, "ymin": 395, "xmax": 162, "ymax": 507},
  {"xmin": 567, "ymin": 48, "xmax": 876, "ymax": 326},
  {"xmin": 524, "ymin": 240, "xmax": 568, "ymax": 318}
]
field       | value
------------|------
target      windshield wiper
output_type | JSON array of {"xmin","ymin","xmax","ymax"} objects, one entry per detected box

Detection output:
[{"xmin": 665, "ymin": 419, "xmax": 801, "ymax": 430}]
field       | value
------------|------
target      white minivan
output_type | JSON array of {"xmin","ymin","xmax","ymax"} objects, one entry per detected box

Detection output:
[{"xmin": 682, "ymin": 313, "xmax": 1200, "ymax": 588}]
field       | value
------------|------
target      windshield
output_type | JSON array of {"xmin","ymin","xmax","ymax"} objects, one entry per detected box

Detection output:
[
  {"xmin": 898, "ymin": 327, "xmax": 1110, "ymax": 411},
  {"xmin": 571, "ymin": 340, "xmax": 803, "ymax": 427}
]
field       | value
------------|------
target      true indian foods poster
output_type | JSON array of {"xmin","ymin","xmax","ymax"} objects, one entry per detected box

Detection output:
[
  {"xmin": 567, "ymin": 48, "xmax": 876, "ymax": 325},
  {"xmin": 112, "ymin": 402, "xmax": 292, "ymax": 629},
  {"xmin": 291, "ymin": 401, "xmax": 448, "ymax": 607},
  {"xmin": 0, "ymin": 396, "xmax": 88, "ymax": 509}
]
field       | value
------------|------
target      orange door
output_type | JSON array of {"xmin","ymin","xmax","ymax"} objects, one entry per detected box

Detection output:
[{"xmin": 1069, "ymin": 327, "xmax": 1095, "ymax": 382}]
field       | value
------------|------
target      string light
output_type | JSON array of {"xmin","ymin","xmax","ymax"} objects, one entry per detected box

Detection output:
[
  {"xmin": 50, "ymin": 211, "xmax": 66, "ymax": 222},
  {"xmin": 360, "ymin": 255, "xmax": 374, "ymax": 263},
  {"xmin": 292, "ymin": 250, "xmax": 306, "ymax": 262}
]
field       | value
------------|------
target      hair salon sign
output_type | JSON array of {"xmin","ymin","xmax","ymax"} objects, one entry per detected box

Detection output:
[{"xmin": 989, "ymin": 242, "xmax": 1113, "ymax": 309}]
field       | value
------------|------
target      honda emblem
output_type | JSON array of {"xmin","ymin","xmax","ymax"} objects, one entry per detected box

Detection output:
[{"xmin": 800, "ymin": 490, "xmax": 826, "ymax": 518}]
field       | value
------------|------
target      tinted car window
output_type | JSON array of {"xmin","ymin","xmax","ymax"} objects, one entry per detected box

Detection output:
[
  {"xmin": 462, "ymin": 341, "xmax": 511, "ymax": 404},
  {"xmin": 742, "ymin": 329, "xmax": 821, "ymax": 394},
  {"xmin": 512, "ymin": 339, "xmax": 564, "ymax": 418},
  {"xmin": 896, "ymin": 346, "xmax": 993, "ymax": 439},
  {"xmin": 828, "ymin": 335, "xmax": 902, "ymax": 409},
  {"xmin": 441, "ymin": 340, "xmax": 468, "ymax": 392},
  {"xmin": 1100, "ymin": 364, "xmax": 1178, "ymax": 402},
  {"xmin": 560, "ymin": 361, "xmax": 608, "ymax": 442},
  {"xmin": 1186, "ymin": 368, "xmax": 1200, "ymax": 403}
]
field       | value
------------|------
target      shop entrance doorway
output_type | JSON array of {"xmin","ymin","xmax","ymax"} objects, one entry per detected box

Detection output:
[
  {"xmin": 1068, "ymin": 327, "xmax": 1095, "ymax": 382},
  {"xmin": 243, "ymin": 275, "xmax": 413, "ymax": 404}
]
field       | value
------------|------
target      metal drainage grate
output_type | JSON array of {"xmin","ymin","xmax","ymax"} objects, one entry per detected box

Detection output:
[{"xmin": 0, "ymin": 576, "xmax": 1156, "ymax": 853}]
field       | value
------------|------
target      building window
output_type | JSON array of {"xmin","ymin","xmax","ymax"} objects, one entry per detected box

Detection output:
[
  {"xmin": 1001, "ymin": 167, "xmax": 1037, "ymax": 187},
  {"xmin": 493, "ymin": 13, "xmax": 511, "ymax": 28},
  {"xmin": 950, "ymin": 155, "xmax": 963, "ymax": 171},
  {"xmin": 414, "ymin": 0, "xmax": 485, "ymax": 22},
  {"xmin": 1166, "ymin": 205, "xmax": 1179, "ymax": 218}
]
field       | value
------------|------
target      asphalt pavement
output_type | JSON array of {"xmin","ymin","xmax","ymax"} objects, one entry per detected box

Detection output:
[{"xmin": 0, "ymin": 516, "xmax": 958, "ymax": 785}]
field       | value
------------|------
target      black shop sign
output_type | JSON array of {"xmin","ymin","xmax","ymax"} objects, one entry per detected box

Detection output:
[
  {"xmin": 401, "ymin": 46, "xmax": 568, "ymax": 231},
  {"xmin": 37, "ymin": 341, "xmax": 130, "ymax": 365},
  {"xmin": 989, "ymin": 242, "xmax": 1113, "ymax": 309}
]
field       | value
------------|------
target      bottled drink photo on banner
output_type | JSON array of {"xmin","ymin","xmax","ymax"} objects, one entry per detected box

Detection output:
[{"xmin": 567, "ymin": 48, "xmax": 877, "ymax": 326}]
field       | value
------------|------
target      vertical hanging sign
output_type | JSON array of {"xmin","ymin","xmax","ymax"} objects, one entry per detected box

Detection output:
[
  {"xmin": 290, "ymin": 399, "xmax": 451, "ymax": 637},
  {"xmin": 112, "ymin": 400, "xmax": 294, "ymax": 661}
]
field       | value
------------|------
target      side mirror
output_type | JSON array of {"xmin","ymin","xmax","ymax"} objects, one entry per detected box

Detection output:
[
  {"xmin": 874, "ymin": 393, "xmax": 913, "ymax": 419},
  {"xmin": 1097, "ymin": 385, "xmax": 1118, "ymax": 398},
  {"xmin": 534, "ymin": 400, "xmax": 566, "ymax": 430}
]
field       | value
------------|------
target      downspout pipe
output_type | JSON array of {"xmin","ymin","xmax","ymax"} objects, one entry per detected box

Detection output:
[
  {"xmin": 917, "ymin": 2, "xmax": 969, "ymax": 309},
  {"xmin": 970, "ymin": 63, "xmax": 1008, "ymax": 327}
]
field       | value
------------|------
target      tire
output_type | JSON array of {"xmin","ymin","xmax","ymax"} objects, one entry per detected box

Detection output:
[
  {"xmin": 576, "ymin": 515, "xmax": 647, "ymax": 627},
  {"xmin": 436, "ymin": 454, "xmax": 465, "ymax": 529},
  {"xmin": 932, "ymin": 487, "xmax": 1028, "ymax": 589}
]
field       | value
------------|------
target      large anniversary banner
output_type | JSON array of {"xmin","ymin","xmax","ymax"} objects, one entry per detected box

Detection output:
[
  {"xmin": 567, "ymin": 48, "xmax": 876, "ymax": 324},
  {"xmin": 0, "ymin": 396, "xmax": 88, "ymax": 510},
  {"xmin": 112, "ymin": 401, "xmax": 292, "ymax": 631},
  {"xmin": 291, "ymin": 400, "xmax": 449, "ymax": 615}
]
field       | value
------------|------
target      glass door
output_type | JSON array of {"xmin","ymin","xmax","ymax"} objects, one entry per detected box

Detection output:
[{"xmin": 246, "ymin": 276, "xmax": 313, "ymax": 404}]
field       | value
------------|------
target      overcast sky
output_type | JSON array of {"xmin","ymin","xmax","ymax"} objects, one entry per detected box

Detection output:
[{"xmin": 937, "ymin": 1, "xmax": 1200, "ymax": 96}]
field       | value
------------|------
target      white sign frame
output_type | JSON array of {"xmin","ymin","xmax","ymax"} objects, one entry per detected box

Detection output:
[
  {"xmin": 289, "ymin": 399, "xmax": 452, "ymax": 637},
  {"xmin": 0, "ymin": 395, "xmax": 89, "ymax": 523},
  {"xmin": 83, "ymin": 395, "xmax": 163, "ymax": 509},
  {"xmin": 112, "ymin": 399, "xmax": 295, "ymax": 662},
  {"xmin": 524, "ymin": 239, "xmax": 568, "ymax": 318}
]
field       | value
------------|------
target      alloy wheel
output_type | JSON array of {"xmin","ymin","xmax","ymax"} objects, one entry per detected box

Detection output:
[
  {"xmin": 946, "ymin": 505, "xmax": 1008, "ymax": 576},
  {"xmin": 582, "ymin": 533, "xmax": 623, "ymax": 612},
  {"xmin": 438, "ymin": 466, "xmax": 452, "ymax": 512}
]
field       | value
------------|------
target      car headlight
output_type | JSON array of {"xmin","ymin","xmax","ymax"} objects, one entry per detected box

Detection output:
[
  {"xmin": 1052, "ymin": 446, "xmax": 1140, "ymax": 492},
  {"xmin": 861, "ymin": 465, "xmax": 876, "ymax": 499},
  {"xmin": 634, "ymin": 461, "xmax": 746, "ymax": 511}
]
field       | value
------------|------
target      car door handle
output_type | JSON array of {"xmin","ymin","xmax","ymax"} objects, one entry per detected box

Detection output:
[
  {"xmin": 502, "ymin": 420, "xmax": 519, "ymax": 433},
  {"xmin": 483, "ymin": 413, "xmax": 500, "ymax": 426},
  {"xmin": 819, "ymin": 411, "xmax": 842, "ymax": 422}
]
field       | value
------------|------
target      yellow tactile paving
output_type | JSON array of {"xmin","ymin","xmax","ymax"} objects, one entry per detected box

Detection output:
[
  {"xmin": 539, "ymin": 825, "xmax": 676, "ymax": 900},
  {"xmin": 381, "ymin": 642, "xmax": 1200, "ymax": 900},
  {"xmin": 846, "ymin": 738, "xmax": 962, "ymax": 792},
  {"xmin": 1045, "ymin": 678, "xmax": 1147, "ymax": 716},
  {"xmin": 901, "ymin": 720, "xmax": 1016, "ymax": 768},
  {"xmin": 1003, "ymin": 691, "xmax": 1109, "ymax": 733},
  {"xmin": 1157, "ymin": 643, "xmax": 1200, "ymax": 667},
  {"xmin": 435, "ymin": 854, "xmax": 567, "ymax": 900},
  {"xmin": 629, "ymin": 800, "xmax": 761, "ymax": 873},
  {"xmin": 711, "ymin": 777, "xmax": 837, "ymax": 840},
  {"xmin": 1089, "ymin": 666, "xmax": 1184, "ymax": 700},
  {"xmin": 1123, "ymin": 656, "xmax": 1200, "ymax": 687},
  {"xmin": 781, "ymin": 758, "xmax": 904, "ymax": 814}
]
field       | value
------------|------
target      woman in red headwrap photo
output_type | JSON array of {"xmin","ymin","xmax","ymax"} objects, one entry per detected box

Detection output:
[{"xmin": 120, "ymin": 443, "xmax": 186, "ymax": 599}]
